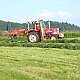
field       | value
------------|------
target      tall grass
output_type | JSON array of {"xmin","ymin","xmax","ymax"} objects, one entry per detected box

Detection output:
[{"xmin": 64, "ymin": 32, "xmax": 80, "ymax": 38}]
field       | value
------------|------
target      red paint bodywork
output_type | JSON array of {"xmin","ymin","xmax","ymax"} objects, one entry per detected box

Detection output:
[
  {"xmin": 6, "ymin": 27, "xmax": 60, "ymax": 38},
  {"xmin": 44, "ymin": 28, "xmax": 59, "ymax": 38}
]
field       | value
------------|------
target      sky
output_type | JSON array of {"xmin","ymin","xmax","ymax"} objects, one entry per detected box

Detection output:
[{"xmin": 0, "ymin": 0, "xmax": 80, "ymax": 26}]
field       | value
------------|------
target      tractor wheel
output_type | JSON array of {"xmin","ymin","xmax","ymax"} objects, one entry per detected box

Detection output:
[
  {"xmin": 27, "ymin": 32, "xmax": 40, "ymax": 42},
  {"xmin": 50, "ymin": 35, "xmax": 56, "ymax": 40}
]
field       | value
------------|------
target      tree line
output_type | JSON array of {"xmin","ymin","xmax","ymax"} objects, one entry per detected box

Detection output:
[{"xmin": 0, "ymin": 20, "xmax": 80, "ymax": 32}]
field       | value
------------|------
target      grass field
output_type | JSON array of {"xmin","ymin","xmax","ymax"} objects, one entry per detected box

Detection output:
[{"xmin": 0, "ymin": 47, "xmax": 80, "ymax": 80}]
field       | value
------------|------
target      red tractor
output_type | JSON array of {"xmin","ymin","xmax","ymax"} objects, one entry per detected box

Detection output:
[
  {"xmin": 5, "ymin": 20, "xmax": 64, "ymax": 42},
  {"xmin": 26, "ymin": 20, "xmax": 64, "ymax": 42}
]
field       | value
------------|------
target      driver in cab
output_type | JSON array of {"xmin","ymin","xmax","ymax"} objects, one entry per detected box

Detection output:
[{"xmin": 35, "ymin": 21, "xmax": 40, "ymax": 30}]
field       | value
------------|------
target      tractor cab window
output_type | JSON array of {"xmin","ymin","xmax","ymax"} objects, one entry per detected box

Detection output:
[
  {"xmin": 26, "ymin": 22, "xmax": 35, "ymax": 30},
  {"xmin": 42, "ymin": 21, "xmax": 46, "ymax": 28}
]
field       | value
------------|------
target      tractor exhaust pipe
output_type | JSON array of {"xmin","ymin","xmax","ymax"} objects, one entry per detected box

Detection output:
[
  {"xmin": 48, "ymin": 20, "xmax": 50, "ymax": 29},
  {"xmin": 27, "ymin": 22, "xmax": 29, "ymax": 30}
]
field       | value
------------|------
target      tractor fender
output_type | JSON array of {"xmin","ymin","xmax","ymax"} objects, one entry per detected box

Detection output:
[{"xmin": 27, "ymin": 30, "xmax": 40, "ymax": 36}]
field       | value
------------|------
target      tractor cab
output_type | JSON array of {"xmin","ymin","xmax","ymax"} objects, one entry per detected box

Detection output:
[{"xmin": 26, "ymin": 20, "xmax": 46, "ymax": 30}]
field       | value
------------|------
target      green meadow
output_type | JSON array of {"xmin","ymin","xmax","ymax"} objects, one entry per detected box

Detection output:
[{"xmin": 0, "ymin": 47, "xmax": 80, "ymax": 80}]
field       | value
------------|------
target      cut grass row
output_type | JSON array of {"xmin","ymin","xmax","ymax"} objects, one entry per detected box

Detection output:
[
  {"xmin": 0, "ymin": 36, "xmax": 80, "ymax": 50},
  {"xmin": 0, "ymin": 47, "xmax": 80, "ymax": 80}
]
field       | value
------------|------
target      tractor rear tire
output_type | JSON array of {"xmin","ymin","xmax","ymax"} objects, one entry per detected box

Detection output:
[{"xmin": 27, "ymin": 32, "xmax": 40, "ymax": 42}]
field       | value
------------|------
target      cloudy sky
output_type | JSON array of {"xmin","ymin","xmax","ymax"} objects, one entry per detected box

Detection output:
[{"xmin": 0, "ymin": 0, "xmax": 80, "ymax": 26}]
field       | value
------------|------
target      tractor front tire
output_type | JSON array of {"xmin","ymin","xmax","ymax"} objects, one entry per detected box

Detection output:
[
  {"xmin": 50, "ymin": 35, "xmax": 56, "ymax": 40},
  {"xmin": 27, "ymin": 32, "xmax": 40, "ymax": 42}
]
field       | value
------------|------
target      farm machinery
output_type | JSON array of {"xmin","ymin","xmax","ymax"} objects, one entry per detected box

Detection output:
[{"xmin": 4, "ymin": 20, "xmax": 64, "ymax": 42}]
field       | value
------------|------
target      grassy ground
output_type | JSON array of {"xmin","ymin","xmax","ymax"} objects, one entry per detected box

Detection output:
[{"xmin": 0, "ymin": 47, "xmax": 80, "ymax": 80}]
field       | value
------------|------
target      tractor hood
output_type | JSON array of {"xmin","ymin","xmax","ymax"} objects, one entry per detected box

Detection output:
[{"xmin": 44, "ymin": 28, "xmax": 59, "ymax": 35}]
